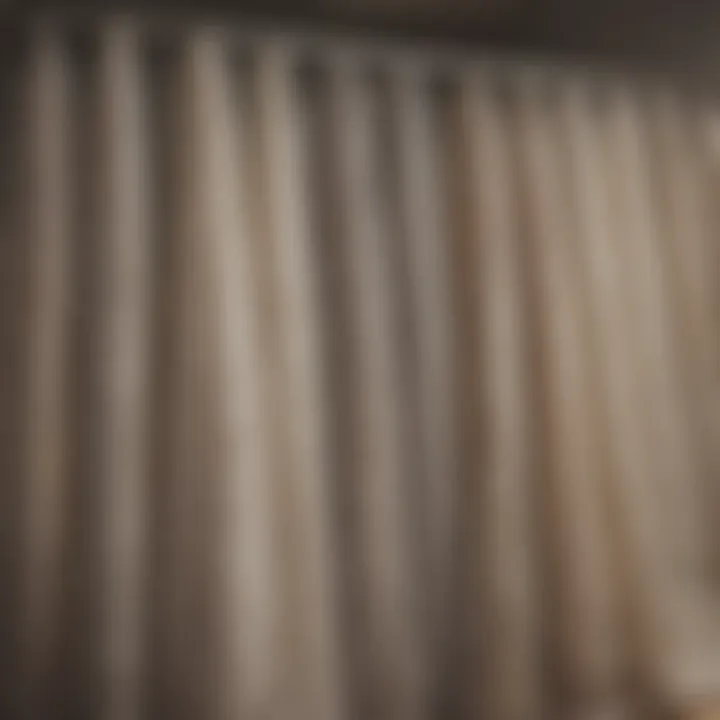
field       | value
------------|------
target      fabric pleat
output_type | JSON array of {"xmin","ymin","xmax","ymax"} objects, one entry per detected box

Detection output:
[{"xmin": 3, "ymin": 19, "xmax": 720, "ymax": 720}]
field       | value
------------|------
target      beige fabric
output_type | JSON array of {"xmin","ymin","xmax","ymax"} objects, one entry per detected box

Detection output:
[{"xmin": 2, "ymin": 20, "xmax": 720, "ymax": 720}]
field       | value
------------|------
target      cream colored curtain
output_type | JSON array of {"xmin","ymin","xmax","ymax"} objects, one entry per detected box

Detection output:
[{"xmin": 1, "ymin": 19, "xmax": 720, "ymax": 720}]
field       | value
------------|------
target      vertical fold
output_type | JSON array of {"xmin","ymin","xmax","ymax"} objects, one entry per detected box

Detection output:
[
  {"xmin": 456, "ymin": 79, "xmax": 543, "ymax": 720},
  {"xmin": 649, "ymin": 93, "xmax": 720, "ymax": 566},
  {"xmin": 20, "ymin": 30, "xmax": 72, "ymax": 719},
  {"xmin": 694, "ymin": 104, "xmax": 720, "ymax": 385},
  {"xmin": 692, "ymin": 100, "xmax": 720, "ymax": 586},
  {"xmin": 564, "ymin": 83, "xmax": 666, "ymax": 712},
  {"xmin": 184, "ymin": 32, "xmax": 280, "ymax": 720},
  {"xmin": 391, "ymin": 68, "xmax": 457, "ymax": 691},
  {"xmin": 329, "ymin": 64, "xmax": 427, "ymax": 720},
  {"xmin": 161, "ymin": 36, "xmax": 218, "ymax": 720},
  {"xmin": 604, "ymin": 89, "xmax": 720, "ymax": 708},
  {"xmin": 651, "ymin": 94, "xmax": 717, "ymax": 404},
  {"xmin": 564, "ymin": 84, "xmax": 697, "ymax": 713},
  {"xmin": 97, "ymin": 24, "xmax": 150, "ymax": 720},
  {"xmin": 0, "ymin": 34, "xmax": 24, "ymax": 720},
  {"xmin": 514, "ymin": 80, "xmax": 622, "ymax": 711},
  {"xmin": 252, "ymin": 49, "xmax": 346, "ymax": 720}
]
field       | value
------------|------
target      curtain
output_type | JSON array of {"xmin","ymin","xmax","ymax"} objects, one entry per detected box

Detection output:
[{"xmin": 1, "ymin": 19, "xmax": 719, "ymax": 720}]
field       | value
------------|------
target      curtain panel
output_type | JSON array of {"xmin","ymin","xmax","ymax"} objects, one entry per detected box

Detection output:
[{"xmin": 1, "ymin": 19, "xmax": 719, "ymax": 720}]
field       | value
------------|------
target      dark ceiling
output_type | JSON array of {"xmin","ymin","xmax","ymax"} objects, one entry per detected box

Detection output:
[{"xmin": 6, "ymin": 0, "xmax": 720, "ymax": 70}]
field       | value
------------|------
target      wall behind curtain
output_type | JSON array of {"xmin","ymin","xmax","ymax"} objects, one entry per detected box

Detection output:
[{"xmin": 1, "ymin": 18, "xmax": 720, "ymax": 720}]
